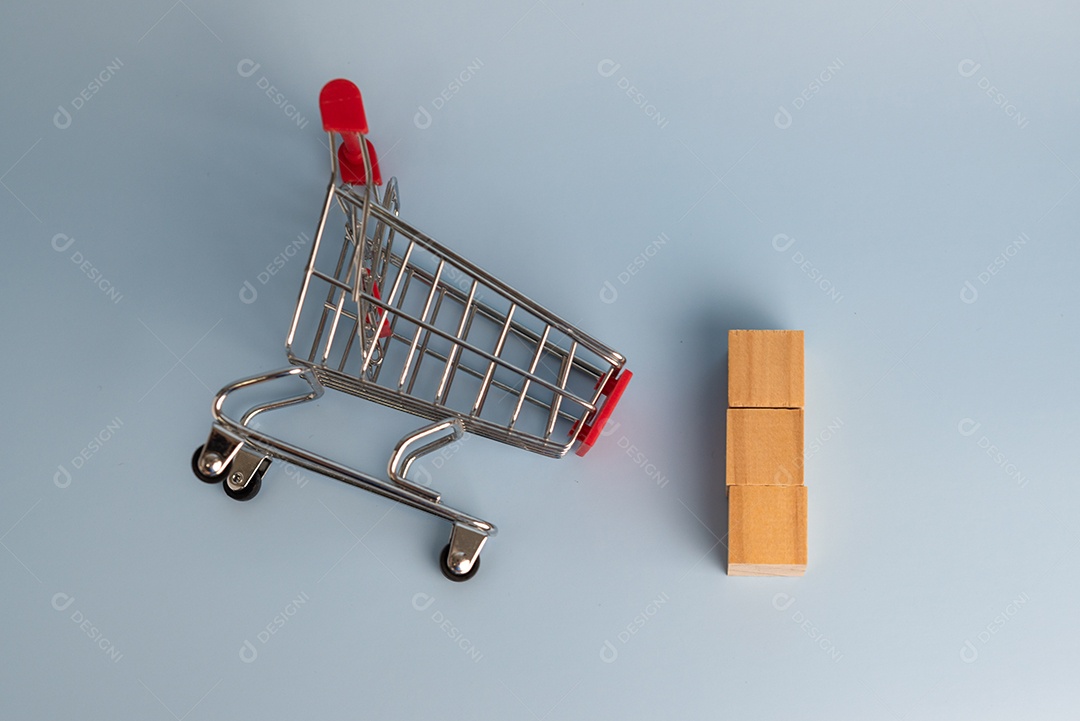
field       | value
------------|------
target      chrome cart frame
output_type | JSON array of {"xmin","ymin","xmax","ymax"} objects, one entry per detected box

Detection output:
[{"xmin": 192, "ymin": 79, "xmax": 630, "ymax": 581}]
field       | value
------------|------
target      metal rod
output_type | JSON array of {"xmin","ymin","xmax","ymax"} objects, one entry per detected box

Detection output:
[
  {"xmin": 472, "ymin": 304, "xmax": 516, "ymax": 416},
  {"xmin": 210, "ymin": 368, "xmax": 496, "ymax": 535},
  {"xmin": 398, "ymin": 260, "xmax": 445, "ymax": 389},
  {"xmin": 369, "ymin": 267, "xmax": 415, "ymax": 384},
  {"xmin": 334, "ymin": 185, "xmax": 626, "ymax": 367},
  {"xmin": 435, "ymin": 280, "xmax": 478, "ymax": 404},
  {"xmin": 406, "ymin": 287, "xmax": 446, "ymax": 396},
  {"xmin": 509, "ymin": 325, "xmax": 551, "ymax": 430},
  {"xmin": 361, "ymin": 241, "xmax": 415, "ymax": 374},
  {"xmin": 356, "ymin": 290, "xmax": 592, "ymax": 409},
  {"xmin": 546, "ymin": 341, "xmax": 578, "ymax": 439},
  {"xmin": 285, "ymin": 182, "xmax": 337, "ymax": 355}
]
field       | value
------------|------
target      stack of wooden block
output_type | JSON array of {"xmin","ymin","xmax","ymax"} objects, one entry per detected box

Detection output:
[{"xmin": 726, "ymin": 330, "xmax": 807, "ymax": 577}]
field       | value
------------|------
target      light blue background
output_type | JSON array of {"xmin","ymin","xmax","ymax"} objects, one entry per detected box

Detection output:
[{"xmin": 2, "ymin": 1, "xmax": 1078, "ymax": 718}]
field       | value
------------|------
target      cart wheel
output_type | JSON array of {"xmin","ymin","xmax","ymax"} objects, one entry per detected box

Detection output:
[
  {"xmin": 223, "ymin": 472, "xmax": 263, "ymax": 502},
  {"xmin": 439, "ymin": 544, "xmax": 480, "ymax": 582},
  {"xmin": 191, "ymin": 446, "xmax": 226, "ymax": 484}
]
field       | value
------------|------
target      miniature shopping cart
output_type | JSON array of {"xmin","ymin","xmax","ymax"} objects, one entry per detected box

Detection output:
[{"xmin": 191, "ymin": 79, "xmax": 631, "ymax": 580}]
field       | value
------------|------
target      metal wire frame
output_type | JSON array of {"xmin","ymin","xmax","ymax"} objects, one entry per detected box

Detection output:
[{"xmin": 284, "ymin": 133, "xmax": 627, "ymax": 458}]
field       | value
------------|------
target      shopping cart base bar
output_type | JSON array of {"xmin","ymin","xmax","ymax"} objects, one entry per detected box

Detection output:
[{"xmin": 193, "ymin": 366, "xmax": 494, "ymax": 581}]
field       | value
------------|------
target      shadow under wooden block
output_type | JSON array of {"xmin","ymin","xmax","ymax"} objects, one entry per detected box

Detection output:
[
  {"xmin": 726, "ymin": 408, "xmax": 804, "ymax": 485},
  {"xmin": 728, "ymin": 485, "xmax": 807, "ymax": 576},
  {"xmin": 728, "ymin": 330, "xmax": 804, "ymax": 409}
]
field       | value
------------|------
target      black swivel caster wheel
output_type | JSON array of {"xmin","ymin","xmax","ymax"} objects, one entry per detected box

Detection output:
[
  {"xmin": 439, "ymin": 544, "xmax": 480, "ymax": 582},
  {"xmin": 223, "ymin": 468, "xmax": 264, "ymax": 502},
  {"xmin": 221, "ymin": 455, "xmax": 267, "ymax": 500},
  {"xmin": 192, "ymin": 445, "xmax": 226, "ymax": 484}
]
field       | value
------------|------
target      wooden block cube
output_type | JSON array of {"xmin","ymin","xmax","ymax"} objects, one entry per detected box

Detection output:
[
  {"xmin": 728, "ymin": 330, "xmax": 804, "ymax": 409},
  {"xmin": 726, "ymin": 408, "xmax": 804, "ymax": 485},
  {"xmin": 728, "ymin": 485, "xmax": 807, "ymax": 576}
]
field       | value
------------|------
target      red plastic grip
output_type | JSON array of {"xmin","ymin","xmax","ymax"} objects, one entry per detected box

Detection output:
[
  {"xmin": 338, "ymin": 138, "xmax": 382, "ymax": 186},
  {"xmin": 364, "ymin": 270, "xmax": 392, "ymax": 338},
  {"xmin": 320, "ymin": 79, "xmax": 382, "ymax": 186},
  {"xmin": 320, "ymin": 79, "xmax": 368, "ymax": 134},
  {"xmin": 573, "ymin": 370, "xmax": 632, "ymax": 457}
]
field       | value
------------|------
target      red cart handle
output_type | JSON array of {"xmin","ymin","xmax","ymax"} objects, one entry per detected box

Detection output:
[
  {"xmin": 572, "ymin": 370, "xmax": 632, "ymax": 457},
  {"xmin": 320, "ymin": 78, "xmax": 368, "ymax": 133},
  {"xmin": 319, "ymin": 79, "xmax": 381, "ymax": 186}
]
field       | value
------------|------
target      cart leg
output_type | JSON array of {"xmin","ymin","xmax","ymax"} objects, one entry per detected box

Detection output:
[
  {"xmin": 440, "ymin": 523, "xmax": 488, "ymax": 582},
  {"xmin": 222, "ymin": 447, "xmax": 270, "ymax": 501},
  {"xmin": 387, "ymin": 418, "xmax": 467, "ymax": 503},
  {"xmin": 193, "ymin": 427, "xmax": 245, "ymax": 481},
  {"xmin": 193, "ymin": 427, "xmax": 269, "ymax": 501}
]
